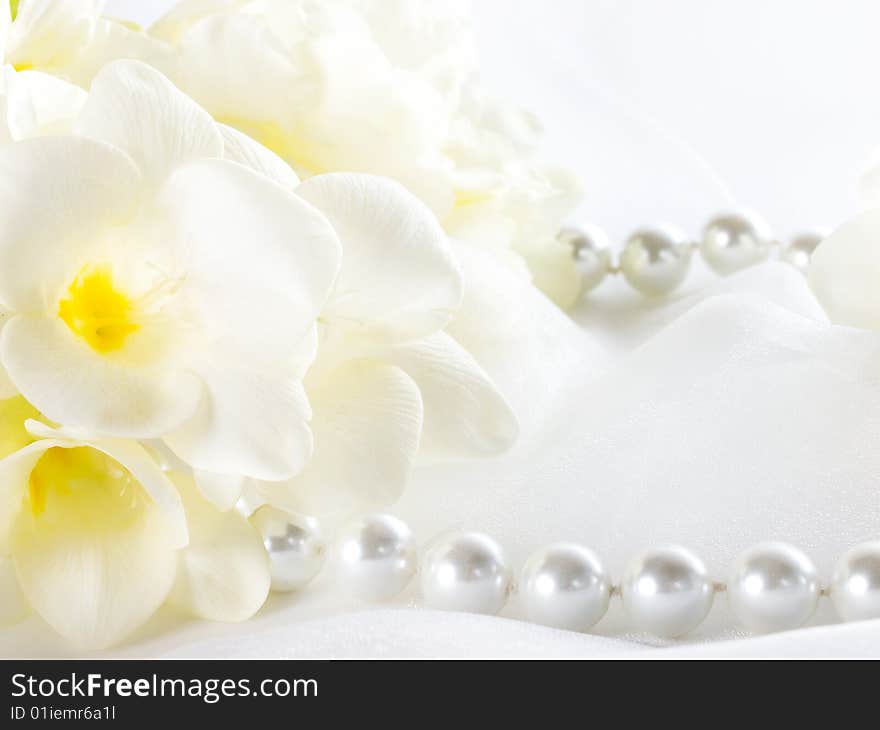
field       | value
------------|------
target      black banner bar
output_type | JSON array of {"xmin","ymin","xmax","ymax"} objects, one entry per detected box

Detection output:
[{"xmin": 0, "ymin": 658, "xmax": 859, "ymax": 723}]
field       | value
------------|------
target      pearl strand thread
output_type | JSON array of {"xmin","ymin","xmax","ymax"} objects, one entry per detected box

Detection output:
[
  {"xmin": 563, "ymin": 211, "xmax": 828, "ymax": 298},
  {"xmin": 252, "ymin": 508, "xmax": 880, "ymax": 639}
]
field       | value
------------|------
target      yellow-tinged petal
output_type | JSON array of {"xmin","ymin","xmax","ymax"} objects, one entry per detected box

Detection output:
[
  {"xmin": 10, "ymin": 442, "xmax": 180, "ymax": 648},
  {"xmin": 0, "ymin": 395, "xmax": 41, "ymax": 459}
]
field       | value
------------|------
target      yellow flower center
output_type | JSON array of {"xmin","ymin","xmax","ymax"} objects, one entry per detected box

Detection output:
[
  {"xmin": 58, "ymin": 264, "xmax": 140, "ymax": 353},
  {"xmin": 26, "ymin": 447, "xmax": 145, "ymax": 527}
]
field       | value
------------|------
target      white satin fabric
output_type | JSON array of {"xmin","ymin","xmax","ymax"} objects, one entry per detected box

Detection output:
[{"xmin": 1, "ymin": 0, "xmax": 877, "ymax": 658}]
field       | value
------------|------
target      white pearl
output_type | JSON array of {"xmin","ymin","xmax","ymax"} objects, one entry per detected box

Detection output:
[
  {"xmin": 780, "ymin": 232, "xmax": 826, "ymax": 273},
  {"xmin": 559, "ymin": 224, "xmax": 612, "ymax": 293},
  {"xmin": 728, "ymin": 542, "xmax": 819, "ymax": 632},
  {"xmin": 700, "ymin": 211, "xmax": 773, "ymax": 274},
  {"xmin": 521, "ymin": 543, "xmax": 610, "ymax": 631},
  {"xmin": 619, "ymin": 226, "xmax": 693, "ymax": 297},
  {"xmin": 420, "ymin": 532, "xmax": 511, "ymax": 615},
  {"xmin": 620, "ymin": 545, "xmax": 714, "ymax": 637},
  {"xmin": 250, "ymin": 506, "xmax": 325, "ymax": 592},
  {"xmin": 336, "ymin": 513, "xmax": 417, "ymax": 602},
  {"xmin": 831, "ymin": 541, "xmax": 880, "ymax": 622}
]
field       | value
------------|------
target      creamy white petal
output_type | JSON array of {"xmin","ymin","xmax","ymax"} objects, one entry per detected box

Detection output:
[
  {"xmin": 65, "ymin": 18, "xmax": 173, "ymax": 87},
  {"xmin": 297, "ymin": 173, "xmax": 462, "ymax": 342},
  {"xmin": 6, "ymin": 0, "xmax": 103, "ymax": 71},
  {"xmin": 389, "ymin": 332, "xmax": 518, "ymax": 461},
  {"xmin": 13, "ymin": 501, "xmax": 178, "ymax": 649},
  {"xmin": 150, "ymin": 0, "xmax": 251, "ymax": 44},
  {"xmin": 1, "ymin": 317, "xmax": 203, "ymax": 439},
  {"xmin": 155, "ymin": 158, "xmax": 341, "ymax": 479},
  {"xmin": 809, "ymin": 209, "xmax": 880, "ymax": 330},
  {"xmin": 164, "ymin": 366, "xmax": 313, "ymax": 482},
  {"xmin": 193, "ymin": 468, "xmax": 246, "ymax": 512},
  {"xmin": 283, "ymin": 360, "xmax": 423, "ymax": 522},
  {"xmin": 0, "ymin": 135, "xmax": 141, "ymax": 311},
  {"xmin": 161, "ymin": 12, "xmax": 309, "ymax": 125},
  {"xmin": 219, "ymin": 122, "xmax": 299, "ymax": 190},
  {"xmin": 0, "ymin": 366, "xmax": 16, "ymax": 400},
  {"xmin": 0, "ymin": 4, "xmax": 9, "ymax": 61},
  {"xmin": 157, "ymin": 158, "xmax": 341, "ymax": 359},
  {"xmin": 168, "ymin": 474, "xmax": 270, "ymax": 623},
  {"xmin": 0, "ymin": 556, "xmax": 29, "ymax": 626},
  {"xmin": 0, "ymin": 314, "xmax": 16, "ymax": 400},
  {"xmin": 75, "ymin": 59, "xmax": 223, "ymax": 187},
  {"xmin": 4, "ymin": 69, "xmax": 86, "ymax": 139}
]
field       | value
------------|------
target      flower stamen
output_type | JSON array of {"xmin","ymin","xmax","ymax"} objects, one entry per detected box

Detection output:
[{"xmin": 58, "ymin": 264, "xmax": 139, "ymax": 353}]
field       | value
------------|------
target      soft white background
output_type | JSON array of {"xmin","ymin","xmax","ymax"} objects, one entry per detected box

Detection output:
[
  {"xmin": 4, "ymin": 0, "xmax": 873, "ymax": 657},
  {"xmin": 107, "ymin": 0, "xmax": 880, "ymax": 240}
]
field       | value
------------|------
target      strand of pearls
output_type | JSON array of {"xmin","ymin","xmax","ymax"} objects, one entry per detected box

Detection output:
[
  {"xmin": 251, "ymin": 507, "xmax": 880, "ymax": 638},
  {"xmin": 561, "ymin": 211, "xmax": 828, "ymax": 298}
]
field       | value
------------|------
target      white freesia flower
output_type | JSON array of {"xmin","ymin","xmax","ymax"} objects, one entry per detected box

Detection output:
[
  {"xmin": 0, "ymin": 397, "xmax": 271, "ymax": 647},
  {"xmin": 194, "ymin": 127, "xmax": 519, "ymax": 520},
  {"xmin": 151, "ymin": 0, "xmax": 583, "ymax": 308},
  {"xmin": 0, "ymin": 59, "xmax": 342, "ymax": 501},
  {"xmin": 282, "ymin": 173, "xmax": 519, "ymax": 520},
  {"xmin": 445, "ymin": 84, "xmax": 584, "ymax": 308},
  {"xmin": 1, "ymin": 0, "xmax": 167, "ymax": 85}
]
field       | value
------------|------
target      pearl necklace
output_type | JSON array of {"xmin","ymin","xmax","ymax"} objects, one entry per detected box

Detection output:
[
  {"xmin": 255, "ymin": 214, "xmax": 867, "ymax": 640},
  {"xmin": 560, "ymin": 210, "xmax": 826, "ymax": 297},
  {"xmin": 254, "ymin": 509, "xmax": 880, "ymax": 639}
]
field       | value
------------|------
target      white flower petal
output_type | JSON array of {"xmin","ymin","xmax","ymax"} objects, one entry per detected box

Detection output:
[
  {"xmin": 0, "ymin": 555, "xmax": 29, "ymax": 626},
  {"xmin": 160, "ymin": 12, "xmax": 308, "ymax": 126},
  {"xmin": 153, "ymin": 157, "xmax": 340, "ymax": 480},
  {"xmin": 193, "ymin": 468, "xmax": 246, "ymax": 512},
  {"xmin": 13, "ymin": 501, "xmax": 178, "ymax": 649},
  {"xmin": 65, "ymin": 17, "xmax": 173, "ymax": 87},
  {"xmin": 0, "ymin": 5, "xmax": 9, "ymax": 61},
  {"xmin": 168, "ymin": 474, "xmax": 270, "ymax": 623},
  {"xmin": 164, "ymin": 366, "xmax": 313, "ymax": 482},
  {"xmin": 0, "ymin": 366, "xmax": 17, "ymax": 400},
  {"xmin": 150, "ymin": 0, "xmax": 251, "ymax": 44},
  {"xmin": 4, "ymin": 69, "xmax": 86, "ymax": 139},
  {"xmin": 75, "ymin": 59, "xmax": 223, "ymax": 187},
  {"xmin": 157, "ymin": 158, "xmax": 341, "ymax": 357},
  {"xmin": 219, "ymin": 122, "xmax": 299, "ymax": 190},
  {"xmin": 809, "ymin": 209, "xmax": 880, "ymax": 330},
  {"xmin": 1, "ymin": 317, "xmax": 203, "ymax": 439},
  {"xmin": 0, "ymin": 135, "xmax": 141, "ymax": 311},
  {"xmin": 0, "ymin": 315, "xmax": 17, "ymax": 400},
  {"xmin": 281, "ymin": 361, "xmax": 423, "ymax": 522},
  {"xmin": 6, "ymin": 0, "xmax": 102, "ymax": 72},
  {"xmin": 389, "ymin": 332, "xmax": 518, "ymax": 460},
  {"xmin": 297, "ymin": 173, "xmax": 462, "ymax": 342}
]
